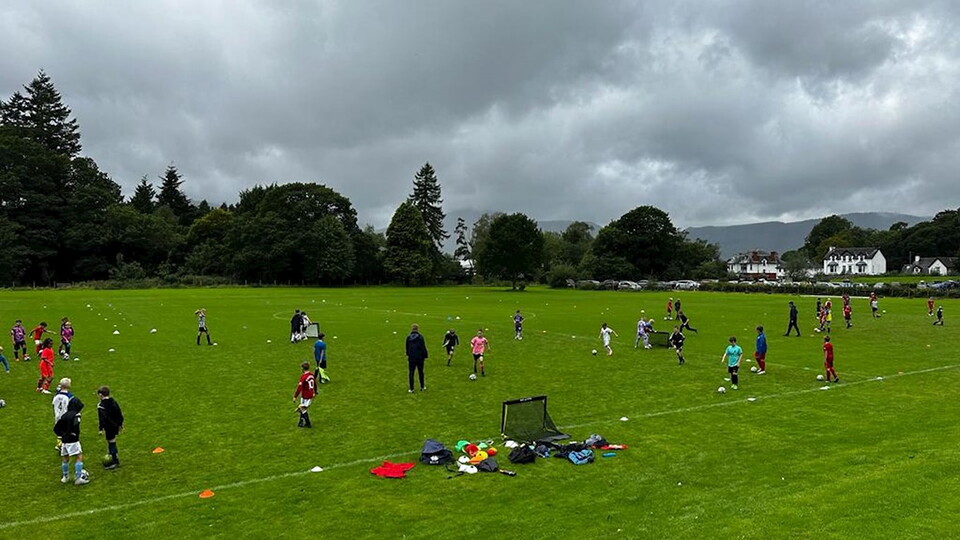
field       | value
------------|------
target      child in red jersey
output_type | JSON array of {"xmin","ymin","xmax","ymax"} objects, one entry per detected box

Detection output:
[
  {"xmin": 823, "ymin": 336, "xmax": 839, "ymax": 383},
  {"xmin": 927, "ymin": 297, "xmax": 935, "ymax": 317},
  {"xmin": 843, "ymin": 303, "xmax": 852, "ymax": 329},
  {"xmin": 665, "ymin": 298, "xmax": 674, "ymax": 321},
  {"xmin": 36, "ymin": 338, "xmax": 55, "ymax": 394},
  {"xmin": 292, "ymin": 362, "xmax": 316, "ymax": 428},
  {"xmin": 32, "ymin": 322, "xmax": 53, "ymax": 354}
]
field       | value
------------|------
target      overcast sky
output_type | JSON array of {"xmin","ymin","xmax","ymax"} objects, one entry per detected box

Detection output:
[{"xmin": 3, "ymin": 1, "xmax": 960, "ymax": 229}]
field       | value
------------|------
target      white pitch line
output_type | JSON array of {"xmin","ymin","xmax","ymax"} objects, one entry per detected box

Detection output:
[{"xmin": 3, "ymin": 363, "xmax": 957, "ymax": 531}]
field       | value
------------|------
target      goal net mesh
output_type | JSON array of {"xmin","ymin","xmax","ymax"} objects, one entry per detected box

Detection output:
[{"xmin": 500, "ymin": 395, "xmax": 569, "ymax": 442}]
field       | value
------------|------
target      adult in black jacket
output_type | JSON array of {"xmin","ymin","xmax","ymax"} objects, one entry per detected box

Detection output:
[
  {"xmin": 97, "ymin": 386, "xmax": 125, "ymax": 469},
  {"xmin": 53, "ymin": 397, "xmax": 88, "ymax": 484},
  {"xmin": 784, "ymin": 301, "xmax": 801, "ymax": 336},
  {"xmin": 405, "ymin": 324, "xmax": 428, "ymax": 393}
]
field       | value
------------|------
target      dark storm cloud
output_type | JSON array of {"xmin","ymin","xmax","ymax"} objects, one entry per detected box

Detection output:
[{"xmin": 2, "ymin": 1, "xmax": 960, "ymax": 229}]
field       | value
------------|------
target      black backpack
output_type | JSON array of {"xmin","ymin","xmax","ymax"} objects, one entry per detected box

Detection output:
[
  {"xmin": 508, "ymin": 445, "xmax": 536, "ymax": 464},
  {"xmin": 477, "ymin": 457, "xmax": 499, "ymax": 472},
  {"xmin": 420, "ymin": 439, "xmax": 453, "ymax": 465}
]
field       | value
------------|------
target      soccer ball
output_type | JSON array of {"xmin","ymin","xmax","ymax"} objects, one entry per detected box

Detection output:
[
  {"xmin": 0, "ymin": 399, "xmax": 6, "ymax": 408},
  {"xmin": 469, "ymin": 373, "xmax": 477, "ymax": 381},
  {"xmin": 62, "ymin": 353, "xmax": 70, "ymax": 361},
  {"xmin": 591, "ymin": 349, "xmax": 598, "ymax": 356},
  {"xmin": 717, "ymin": 386, "xmax": 726, "ymax": 394},
  {"xmin": 816, "ymin": 374, "xmax": 825, "ymax": 381},
  {"xmin": 78, "ymin": 469, "xmax": 90, "ymax": 481},
  {"xmin": 102, "ymin": 454, "xmax": 114, "ymax": 466},
  {"xmin": 750, "ymin": 366, "xmax": 758, "ymax": 373}
]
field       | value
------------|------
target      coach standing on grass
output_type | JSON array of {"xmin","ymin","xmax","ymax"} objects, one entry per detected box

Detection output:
[
  {"xmin": 784, "ymin": 301, "xmax": 801, "ymax": 336},
  {"xmin": 405, "ymin": 324, "xmax": 428, "ymax": 393}
]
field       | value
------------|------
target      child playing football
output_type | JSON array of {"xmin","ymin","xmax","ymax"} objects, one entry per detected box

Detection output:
[
  {"xmin": 934, "ymin": 306, "xmax": 944, "ymax": 326},
  {"xmin": 513, "ymin": 310, "xmax": 524, "ymax": 340},
  {"xmin": 441, "ymin": 329, "xmax": 459, "ymax": 366},
  {"xmin": 669, "ymin": 326, "xmax": 685, "ymax": 366},
  {"xmin": 754, "ymin": 326, "xmax": 767, "ymax": 375},
  {"xmin": 195, "ymin": 308, "xmax": 213, "ymax": 345},
  {"xmin": 823, "ymin": 335, "xmax": 839, "ymax": 383},
  {"xmin": 470, "ymin": 329, "xmax": 489, "ymax": 376},
  {"xmin": 927, "ymin": 297, "xmax": 935, "ymax": 317},
  {"xmin": 53, "ymin": 397, "xmax": 89, "ymax": 485},
  {"xmin": 0, "ymin": 346, "xmax": 7, "ymax": 374},
  {"xmin": 599, "ymin": 323, "xmax": 618, "ymax": 356},
  {"xmin": 843, "ymin": 303, "xmax": 852, "ymax": 328},
  {"xmin": 31, "ymin": 322, "xmax": 53, "ymax": 354},
  {"xmin": 665, "ymin": 298, "xmax": 674, "ymax": 320},
  {"xmin": 97, "ymin": 386, "xmax": 124, "ymax": 469},
  {"xmin": 59, "ymin": 318, "xmax": 74, "ymax": 359},
  {"xmin": 36, "ymin": 338, "xmax": 55, "ymax": 394},
  {"xmin": 313, "ymin": 333, "xmax": 329, "ymax": 383},
  {"xmin": 292, "ymin": 362, "xmax": 316, "ymax": 428},
  {"xmin": 10, "ymin": 320, "xmax": 27, "ymax": 361},
  {"xmin": 721, "ymin": 337, "xmax": 743, "ymax": 390}
]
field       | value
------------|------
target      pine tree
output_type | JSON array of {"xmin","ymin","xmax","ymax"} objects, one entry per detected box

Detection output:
[
  {"xmin": 453, "ymin": 217, "xmax": 470, "ymax": 260},
  {"xmin": 157, "ymin": 165, "xmax": 194, "ymax": 225},
  {"xmin": 407, "ymin": 162, "xmax": 447, "ymax": 251},
  {"xmin": 1, "ymin": 71, "xmax": 83, "ymax": 157},
  {"xmin": 130, "ymin": 176, "xmax": 157, "ymax": 214}
]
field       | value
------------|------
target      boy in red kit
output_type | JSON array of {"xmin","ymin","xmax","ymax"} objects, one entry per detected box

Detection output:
[
  {"xmin": 36, "ymin": 338, "xmax": 55, "ymax": 394},
  {"xmin": 32, "ymin": 322, "xmax": 53, "ymax": 354},
  {"xmin": 665, "ymin": 298, "xmax": 674, "ymax": 321},
  {"xmin": 843, "ymin": 303, "xmax": 852, "ymax": 328},
  {"xmin": 292, "ymin": 362, "xmax": 316, "ymax": 428},
  {"xmin": 823, "ymin": 336, "xmax": 839, "ymax": 383},
  {"xmin": 927, "ymin": 297, "xmax": 935, "ymax": 317}
]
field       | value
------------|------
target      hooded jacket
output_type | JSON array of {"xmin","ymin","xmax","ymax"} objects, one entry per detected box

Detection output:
[
  {"xmin": 53, "ymin": 397, "xmax": 85, "ymax": 444},
  {"xmin": 405, "ymin": 331, "xmax": 428, "ymax": 361}
]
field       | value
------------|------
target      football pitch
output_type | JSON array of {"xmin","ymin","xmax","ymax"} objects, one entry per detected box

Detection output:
[{"xmin": 1, "ymin": 287, "xmax": 958, "ymax": 539}]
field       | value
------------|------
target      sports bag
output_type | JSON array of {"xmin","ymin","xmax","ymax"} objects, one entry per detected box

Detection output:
[
  {"xmin": 477, "ymin": 457, "xmax": 499, "ymax": 472},
  {"xmin": 568, "ymin": 449, "xmax": 595, "ymax": 465},
  {"xmin": 508, "ymin": 444, "xmax": 536, "ymax": 464},
  {"xmin": 420, "ymin": 439, "xmax": 453, "ymax": 465}
]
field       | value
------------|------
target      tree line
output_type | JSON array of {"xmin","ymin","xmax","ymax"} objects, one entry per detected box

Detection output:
[{"xmin": 6, "ymin": 71, "xmax": 951, "ymax": 288}]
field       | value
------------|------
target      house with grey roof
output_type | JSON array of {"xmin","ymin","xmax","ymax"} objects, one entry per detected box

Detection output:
[{"xmin": 822, "ymin": 247, "xmax": 886, "ymax": 276}]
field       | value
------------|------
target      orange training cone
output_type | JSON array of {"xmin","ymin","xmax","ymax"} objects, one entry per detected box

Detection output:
[
  {"xmin": 152, "ymin": 447, "xmax": 165, "ymax": 454},
  {"xmin": 199, "ymin": 490, "xmax": 215, "ymax": 499}
]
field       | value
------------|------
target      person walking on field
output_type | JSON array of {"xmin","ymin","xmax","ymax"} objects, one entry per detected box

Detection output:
[
  {"xmin": 784, "ymin": 301, "xmax": 801, "ymax": 336},
  {"xmin": 195, "ymin": 308, "xmax": 212, "ymax": 345},
  {"xmin": 823, "ymin": 335, "xmax": 839, "ymax": 383},
  {"xmin": 933, "ymin": 306, "xmax": 944, "ymax": 326},
  {"xmin": 405, "ymin": 324, "xmax": 428, "ymax": 393}
]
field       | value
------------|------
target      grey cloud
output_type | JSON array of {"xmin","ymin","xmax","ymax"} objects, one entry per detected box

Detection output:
[{"xmin": 2, "ymin": 0, "xmax": 960, "ymax": 230}]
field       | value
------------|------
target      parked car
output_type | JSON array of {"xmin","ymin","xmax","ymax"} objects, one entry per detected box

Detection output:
[
  {"xmin": 617, "ymin": 280, "xmax": 640, "ymax": 291},
  {"xmin": 674, "ymin": 280, "xmax": 700, "ymax": 290},
  {"xmin": 576, "ymin": 280, "xmax": 600, "ymax": 289},
  {"xmin": 600, "ymin": 279, "xmax": 619, "ymax": 290},
  {"xmin": 873, "ymin": 282, "xmax": 886, "ymax": 289}
]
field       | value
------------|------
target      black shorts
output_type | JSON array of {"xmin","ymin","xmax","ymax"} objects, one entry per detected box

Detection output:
[
  {"xmin": 14, "ymin": 340, "xmax": 25, "ymax": 349},
  {"xmin": 104, "ymin": 429, "xmax": 119, "ymax": 441},
  {"xmin": 445, "ymin": 346, "xmax": 455, "ymax": 354},
  {"xmin": 727, "ymin": 365, "xmax": 739, "ymax": 375},
  {"xmin": 473, "ymin": 353, "xmax": 483, "ymax": 361},
  {"xmin": 198, "ymin": 326, "xmax": 208, "ymax": 332}
]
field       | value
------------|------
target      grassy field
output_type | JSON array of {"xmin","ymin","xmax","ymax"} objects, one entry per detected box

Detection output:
[{"xmin": 1, "ymin": 287, "xmax": 958, "ymax": 539}]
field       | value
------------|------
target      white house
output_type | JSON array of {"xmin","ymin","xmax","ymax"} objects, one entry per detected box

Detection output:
[
  {"xmin": 727, "ymin": 250, "xmax": 785, "ymax": 280},
  {"xmin": 822, "ymin": 247, "xmax": 886, "ymax": 276},
  {"xmin": 902, "ymin": 256, "xmax": 957, "ymax": 276}
]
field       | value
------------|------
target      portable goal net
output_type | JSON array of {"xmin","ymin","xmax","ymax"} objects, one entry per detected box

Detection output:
[{"xmin": 500, "ymin": 395, "xmax": 569, "ymax": 442}]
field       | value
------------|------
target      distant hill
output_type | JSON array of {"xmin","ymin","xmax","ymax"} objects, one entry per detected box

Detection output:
[{"xmin": 686, "ymin": 212, "xmax": 929, "ymax": 258}]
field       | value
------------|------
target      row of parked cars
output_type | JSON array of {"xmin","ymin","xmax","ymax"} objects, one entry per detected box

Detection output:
[
  {"xmin": 918, "ymin": 280, "xmax": 960, "ymax": 290},
  {"xmin": 568, "ymin": 279, "xmax": 701, "ymax": 291}
]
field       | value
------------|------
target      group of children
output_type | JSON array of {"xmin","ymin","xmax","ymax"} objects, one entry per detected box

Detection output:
[{"xmin": 51, "ymin": 378, "xmax": 125, "ymax": 484}]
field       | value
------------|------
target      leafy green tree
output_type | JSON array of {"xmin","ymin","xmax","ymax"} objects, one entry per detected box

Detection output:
[
  {"xmin": 130, "ymin": 176, "xmax": 157, "ymax": 214},
  {"xmin": 591, "ymin": 206, "xmax": 683, "ymax": 279},
  {"xmin": 304, "ymin": 215, "xmax": 355, "ymax": 284},
  {"xmin": 0, "ymin": 216, "xmax": 28, "ymax": 284},
  {"xmin": 803, "ymin": 215, "xmax": 853, "ymax": 259},
  {"xmin": 183, "ymin": 208, "xmax": 234, "ymax": 276},
  {"xmin": 0, "ymin": 70, "xmax": 81, "ymax": 157},
  {"xmin": 453, "ymin": 217, "xmax": 470, "ymax": 261},
  {"xmin": 62, "ymin": 157, "xmax": 123, "ymax": 279},
  {"xmin": 352, "ymin": 225, "xmax": 386, "ymax": 285},
  {"xmin": 474, "ymin": 213, "xmax": 545, "ymax": 289},
  {"xmin": 157, "ymin": 165, "xmax": 195, "ymax": 226},
  {"xmin": 469, "ymin": 212, "xmax": 505, "ymax": 258},
  {"xmin": 408, "ymin": 162, "xmax": 447, "ymax": 251},
  {"xmin": 560, "ymin": 221, "xmax": 595, "ymax": 265},
  {"xmin": 384, "ymin": 202, "xmax": 433, "ymax": 285}
]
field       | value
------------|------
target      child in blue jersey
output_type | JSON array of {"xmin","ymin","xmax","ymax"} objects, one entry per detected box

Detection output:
[
  {"xmin": 721, "ymin": 336, "xmax": 743, "ymax": 390},
  {"xmin": 313, "ymin": 333, "xmax": 329, "ymax": 383}
]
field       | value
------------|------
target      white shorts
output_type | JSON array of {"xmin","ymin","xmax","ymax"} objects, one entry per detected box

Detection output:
[
  {"xmin": 299, "ymin": 398, "xmax": 312, "ymax": 409},
  {"xmin": 60, "ymin": 442, "xmax": 82, "ymax": 457},
  {"xmin": 35, "ymin": 339, "xmax": 41, "ymax": 346},
  {"xmin": 603, "ymin": 339, "xmax": 611, "ymax": 347}
]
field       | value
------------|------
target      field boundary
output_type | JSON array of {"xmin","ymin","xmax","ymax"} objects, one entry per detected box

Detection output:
[{"xmin": 3, "ymin": 363, "xmax": 957, "ymax": 531}]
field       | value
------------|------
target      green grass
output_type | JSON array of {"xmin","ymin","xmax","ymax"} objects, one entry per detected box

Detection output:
[{"xmin": 1, "ymin": 287, "xmax": 958, "ymax": 539}]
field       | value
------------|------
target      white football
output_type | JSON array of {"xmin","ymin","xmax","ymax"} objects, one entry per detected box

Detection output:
[
  {"xmin": 591, "ymin": 349, "xmax": 598, "ymax": 356},
  {"xmin": 816, "ymin": 374, "xmax": 825, "ymax": 381},
  {"xmin": 717, "ymin": 386, "xmax": 727, "ymax": 394},
  {"xmin": 750, "ymin": 366, "xmax": 758, "ymax": 373},
  {"xmin": 469, "ymin": 373, "xmax": 477, "ymax": 381},
  {"xmin": 0, "ymin": 399, "xmax": 6, "ymax": 408}
]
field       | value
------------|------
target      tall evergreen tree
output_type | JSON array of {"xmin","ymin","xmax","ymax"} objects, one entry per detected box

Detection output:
[
  {"xmin": 453, "ymin": 217, "xmax": 470, "ymax": 261},
  {"xmin": 407, "ymin": 162, "xmax": 447, "ymax": 251},
  {"xmin": 130, "ymin": 176, "xmax": 157, "ymax": 214},
  {"xmin": 157, "ymin": 165, "xmax": 194, "ymax": 225},
  {"xmin": 0, "ymin": 71, "xmax": 82, "ymax": 157}
]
